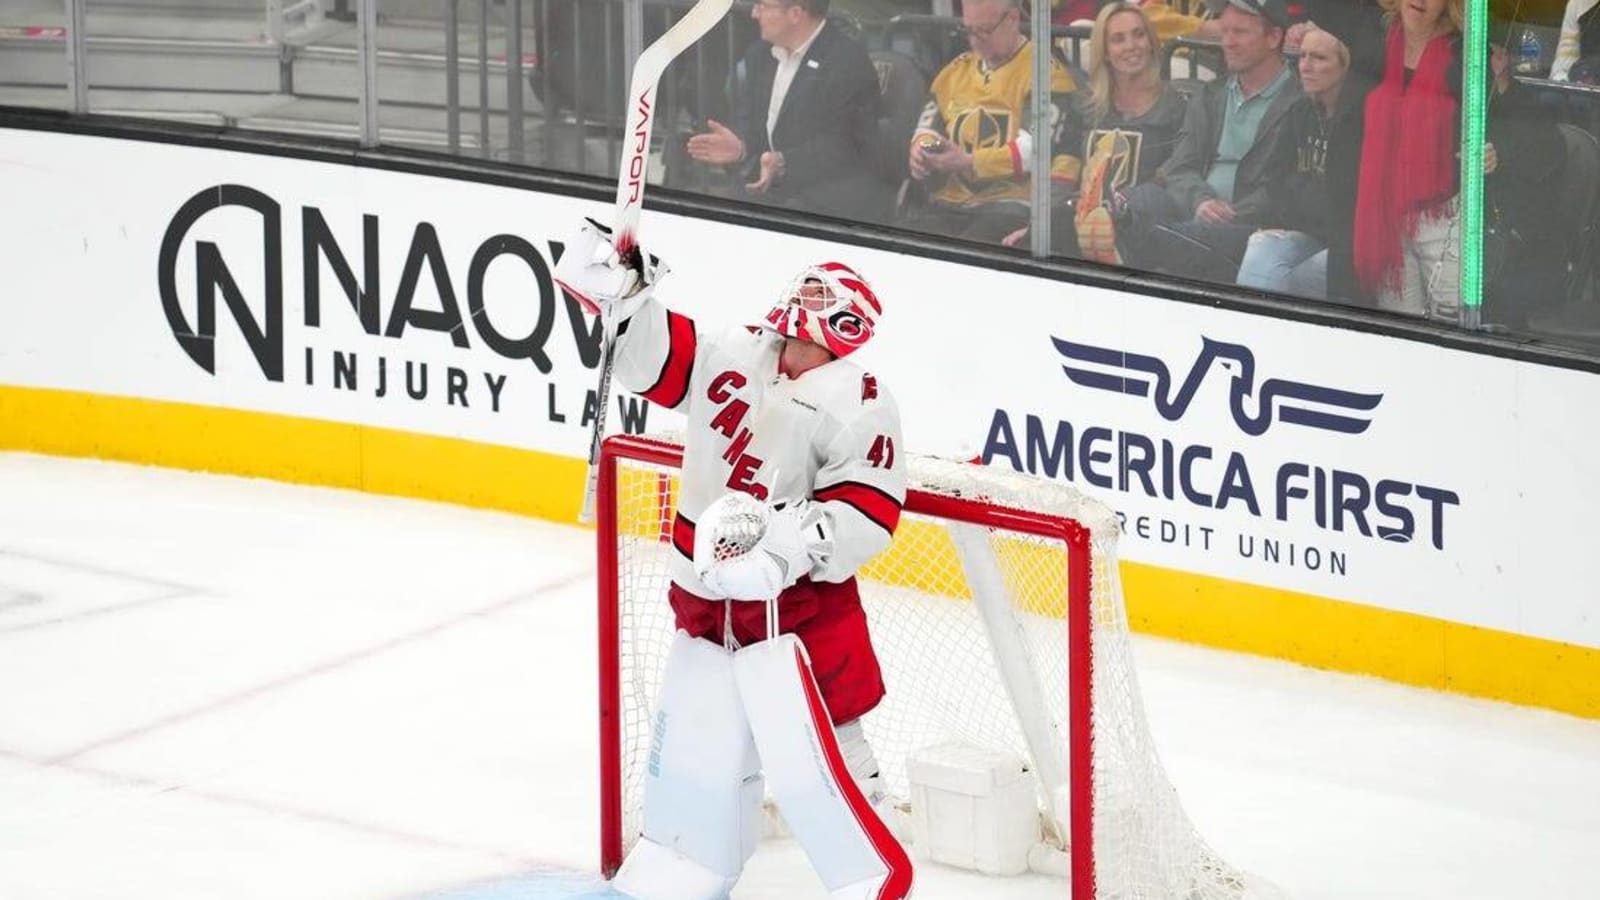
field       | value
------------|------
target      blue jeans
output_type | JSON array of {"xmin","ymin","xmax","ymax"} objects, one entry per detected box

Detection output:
[
  {"xmin": 1118, "ymin": 184, "xmax": 1256, "ymax": 283},
  {"xmin": 1236, "ymin": 230, "xmax": 1328, "ymax": 299}
]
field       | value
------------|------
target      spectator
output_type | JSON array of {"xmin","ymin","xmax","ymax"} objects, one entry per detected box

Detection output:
[
  {"xmin": 1002, "ymin": 2, "xmax": 1187, "ymax": 258},
  {"xmin": 1083, "ymin": 3, "xmax": 1190, "ymax": 187},
  {"xmin": 902, "ymin": 0, "xmax": 1086, "ymax": 242},
  {"xmin": 685, "ymin": 0, "xmax": 891, "ymax": 222},
  {"xmin": 1484, "ymin": 33, "xmax": 1569, "ymax": 329},
  {"xmin": 1077, "ymin": 3, "xmax": 1190, "ymax": 257},
  {"xmin": 1107, "ymin": 0, "xmax": 1302, "ymax": 282},
  {"xmin": 1311, "ymin": 0, "xmax": 1464, "ymax": 320},
  {"xmin": 1551, "ymin": 0, "xmax": 1600, "ymax": 81},
  {"xmin": 1236, "ymin": 25, "xmax": 1367, "ymax": 299}
]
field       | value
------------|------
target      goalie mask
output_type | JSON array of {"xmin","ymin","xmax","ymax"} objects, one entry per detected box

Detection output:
[{"xmin": 763, "ymin": 262, "xmax": 881, "ymax": 358}]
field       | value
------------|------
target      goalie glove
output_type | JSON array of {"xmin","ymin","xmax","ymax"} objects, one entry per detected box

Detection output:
[
  {"xmin": 552, "ymin": 218, "xmax": 668, "ymax": 322},
  {"xmin": 694, "ymin": 493, "xmax": 833, "ymax": 602}
]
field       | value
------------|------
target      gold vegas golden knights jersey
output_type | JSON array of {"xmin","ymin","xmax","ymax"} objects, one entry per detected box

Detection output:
[{"xmin": 914, "ymin": 40, "xmax": 1083, "ymax": 210}]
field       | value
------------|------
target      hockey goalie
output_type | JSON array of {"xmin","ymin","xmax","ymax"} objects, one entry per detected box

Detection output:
[{"xmin": 556, "ymin": 220, "xmax": 914, "ymax": 900}]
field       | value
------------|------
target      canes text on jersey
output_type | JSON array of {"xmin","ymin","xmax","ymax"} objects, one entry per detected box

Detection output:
[{"xmin": 707, "ymin": 370, "xmax": 768, "ymax": 501}]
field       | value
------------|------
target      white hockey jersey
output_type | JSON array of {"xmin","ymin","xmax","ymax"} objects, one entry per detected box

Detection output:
[{"xmin": 612, "ymin": 297, "xmax": 907, "ymax": 599}]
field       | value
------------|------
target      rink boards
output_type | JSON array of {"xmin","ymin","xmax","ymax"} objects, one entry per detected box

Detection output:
[{"xmin": 0, "ymin": 124, "xmax": 1596, "ymax": 718}]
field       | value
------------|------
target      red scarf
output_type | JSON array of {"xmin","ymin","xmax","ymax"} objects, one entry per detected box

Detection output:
[{"xmin": 1352, "ymin": 26, "xmax": 1459, "ymax": 293}]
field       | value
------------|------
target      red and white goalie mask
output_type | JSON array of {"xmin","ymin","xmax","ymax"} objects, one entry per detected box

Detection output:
[{"xmin": 763, "ymin": 262, "xmax": 881, "ymax": 358}]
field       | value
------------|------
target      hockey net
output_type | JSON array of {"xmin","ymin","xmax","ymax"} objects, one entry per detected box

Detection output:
[{"xmin": 597, "ymin": 433, "xmax": 1276, "ymax": 900}]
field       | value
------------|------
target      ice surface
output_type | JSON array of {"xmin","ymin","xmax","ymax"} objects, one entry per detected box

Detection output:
[{"xmin": 0, "ymin": 453, "xmax": 1596, "ymax": 900}]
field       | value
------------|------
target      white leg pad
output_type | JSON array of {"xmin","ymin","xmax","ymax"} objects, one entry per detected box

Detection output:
[
  {"xmin": 732, "ymin": 635, "xmax": 914, "ymax": 900},
  {"xmin": 613, "ymin": 836, "xmax": 735, "ymax": 900},
  {"xmin": 616, "ymin": 632, "xmax": 762, "ymax": 900}
]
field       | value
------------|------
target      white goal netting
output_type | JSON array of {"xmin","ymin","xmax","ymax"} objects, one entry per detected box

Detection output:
[{"xmin": 599, "ymin": 435, "xmax": 1278, "ymax": 900}]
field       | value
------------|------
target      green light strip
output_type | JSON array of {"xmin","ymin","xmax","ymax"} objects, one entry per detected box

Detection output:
[{"xmin": 1460, "ymin": 0, "xmax": 1489, "ymax": 316}]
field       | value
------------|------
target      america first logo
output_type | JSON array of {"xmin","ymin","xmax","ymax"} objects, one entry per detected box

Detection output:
[
  {"xmin": 984, "ymin": 335, "xmax": 1461, "ymax": 567},
  {"xmin": 1052, "ymin": 336, "xmax": 1383, "ymax": 437}
]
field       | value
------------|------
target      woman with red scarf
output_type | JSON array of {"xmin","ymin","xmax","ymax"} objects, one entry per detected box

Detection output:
[{"xmin": 1311, "ymin": 0, "xmax": 1465, "ymax": 320}]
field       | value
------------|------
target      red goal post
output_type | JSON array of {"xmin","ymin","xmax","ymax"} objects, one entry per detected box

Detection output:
[{"xmin": 595, "ymin": 433, "xmax": 1275, "ymax": 900}]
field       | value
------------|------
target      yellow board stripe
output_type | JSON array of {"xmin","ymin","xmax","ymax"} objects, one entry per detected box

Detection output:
[
  {"xmin": 2, "ymin": 383, "xmax": 1597, "ymax": 720},
  {"xmin": 0, "ymin": 384, "xmax": 585, "ymax": 521},
  {"xmin": 1122, "ymin": 565, "xmax": 1600, "ymax": 718}
]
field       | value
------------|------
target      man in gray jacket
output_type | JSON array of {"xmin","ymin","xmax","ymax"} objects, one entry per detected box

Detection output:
[{"xmin": 1110, "ymin": 0, "xmax": 1302, "ymax": 282}]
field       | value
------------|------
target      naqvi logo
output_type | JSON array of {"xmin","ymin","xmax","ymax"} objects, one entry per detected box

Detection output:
[{"xmin": 1053, "ymin": 336, "xmax": 1383, "ymax": 436}]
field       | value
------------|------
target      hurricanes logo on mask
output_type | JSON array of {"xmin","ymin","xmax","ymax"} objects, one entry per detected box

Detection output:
[{"xmin": 829, "ymin": 311, "xmax": 867, "ymax": 343}]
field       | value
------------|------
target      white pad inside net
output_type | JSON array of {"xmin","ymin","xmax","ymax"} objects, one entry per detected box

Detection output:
[{"xmin": 605, "ymin": 438, "xmax": 1278, "ymax": 899}]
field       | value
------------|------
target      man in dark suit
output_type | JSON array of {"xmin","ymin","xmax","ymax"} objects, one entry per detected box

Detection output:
[{"xmin": 685, "ymin": 0, "xmax": 891, "ymax": 223}]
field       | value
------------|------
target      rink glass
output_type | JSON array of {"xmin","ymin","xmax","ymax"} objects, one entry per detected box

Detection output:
[{"xmin": 4, "ymin": 0, "xmax": 1598, "ymax": 352}]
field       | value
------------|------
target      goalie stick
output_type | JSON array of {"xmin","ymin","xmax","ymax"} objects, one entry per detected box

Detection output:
[{"xmin": 577, "ymin": 0, "xmax": 735, "ymax": 524}]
